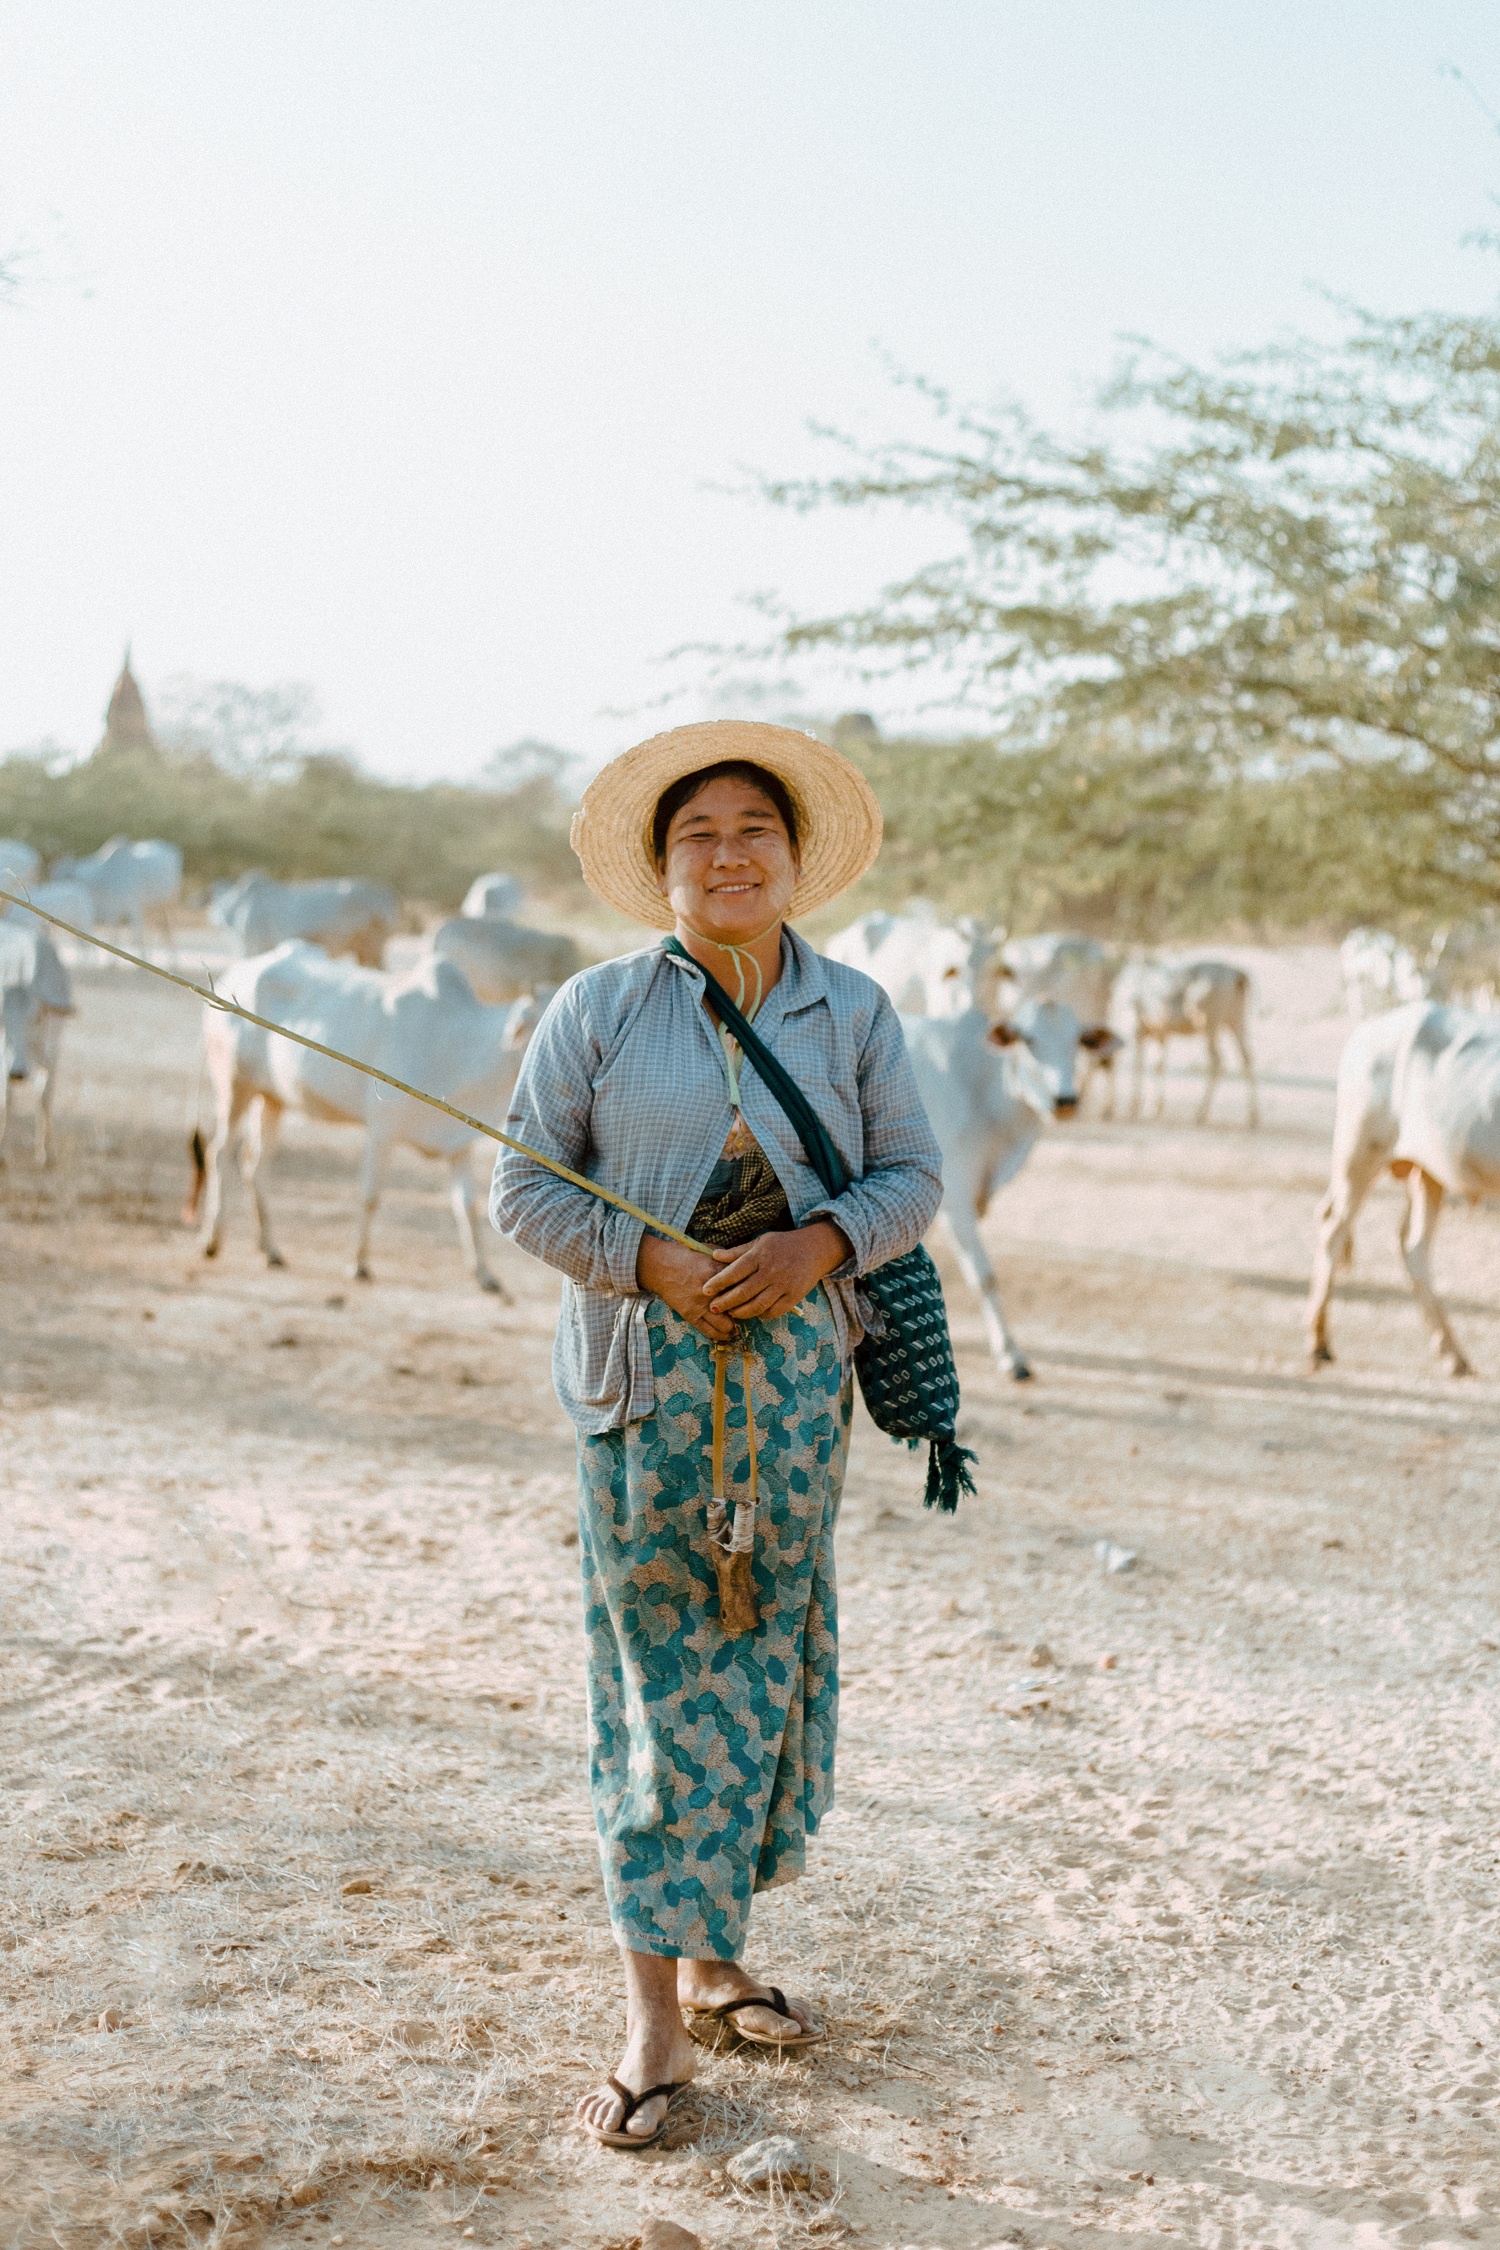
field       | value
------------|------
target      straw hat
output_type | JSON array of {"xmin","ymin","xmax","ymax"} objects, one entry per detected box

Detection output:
[{"xmin": 570, "ymin": 720, "xmax": 883, "ymax": 931}]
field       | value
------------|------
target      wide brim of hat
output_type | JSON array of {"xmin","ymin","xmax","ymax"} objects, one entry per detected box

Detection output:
[{"xmin": 569, "ymin": 720, "xmax": 883, "ymax": 931}]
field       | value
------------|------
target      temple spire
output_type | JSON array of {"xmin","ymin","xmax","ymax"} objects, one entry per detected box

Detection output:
[{"xmin": 95, "ymin": 648, "xmax": 158, "ymax": 757}]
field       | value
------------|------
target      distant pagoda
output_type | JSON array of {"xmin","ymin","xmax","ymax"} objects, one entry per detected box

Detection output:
[{"xmin": 94, "ymin": 648, "xmax": 158, "ymax": 757}]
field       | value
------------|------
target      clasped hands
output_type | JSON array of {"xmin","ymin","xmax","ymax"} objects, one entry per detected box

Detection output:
[{"xmin": 636, "ymin": 1221, "xmax": 852, "ymax": 1342}]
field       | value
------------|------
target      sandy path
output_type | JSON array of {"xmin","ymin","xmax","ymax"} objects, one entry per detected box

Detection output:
[{"xmin": 2, "ymin": 958, "xmax": 1499, "ymax": 2250}]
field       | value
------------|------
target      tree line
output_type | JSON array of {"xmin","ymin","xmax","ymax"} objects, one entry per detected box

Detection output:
[{"xmin": 0, "ymin": 726, "xmax": 582, "ymax": 912}]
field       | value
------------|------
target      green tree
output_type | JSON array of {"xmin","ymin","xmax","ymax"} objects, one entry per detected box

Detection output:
[{"xmin": 765, "ymin": 303, "xmax": 1500, "ymax": 933}]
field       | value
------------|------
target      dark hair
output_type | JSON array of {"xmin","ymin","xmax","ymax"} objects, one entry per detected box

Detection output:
[{"xmin": 652, "ymin": 761, "xmax": 799, "ymax": 863}]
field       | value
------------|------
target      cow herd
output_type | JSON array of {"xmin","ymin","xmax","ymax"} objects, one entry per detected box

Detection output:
[
  {"xmin": 826, "ymin": 911, "xmax": 1257, "ymax": 1376},
  {"xmin": 3, "ymin": 836, "xmax": 1500, "ymax": 1385}
]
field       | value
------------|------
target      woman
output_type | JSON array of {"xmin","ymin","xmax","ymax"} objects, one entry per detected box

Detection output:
[{"xmin": 492, "ymin": 720, "xmax": 942, "ymax": 2147}]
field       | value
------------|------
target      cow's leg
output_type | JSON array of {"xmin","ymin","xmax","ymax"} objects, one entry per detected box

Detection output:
[
  {"xmin": 1196, "ymin": 1030, "xmax": 1222, "ymax": 1126},
  {"xmin": 1305, "ymin": 1143, "xmax": 1387, "ymax": 1366},
  {"xmin": 34, "ymin": 1043, "xmax": 56, "ymax": 1166},
  {"xmin": 240, "ymin": 1095, "xmax": 287, "ymax": 1268},
  {"xmin": 352, "ymin": 1124, "xmax": 396, "ymax": 1281},
  {"xmin": 1151, "ymin": 1034, "xmax": 1170, "ymax": 1121},
  {"xmin": 1399, "ymin": 1168, "xmax": 1470, "ymax": 1375},
  {"xmin": 1129, "ymin": 1031, "xmax": 1147, "ymax": 1120},
  {"xmin": 449, "ymin": 1149, "xmax": 511, "ymax": 1298},
  {"xmin": 1232, "ymin": 1024, "xmax": 1260, "ymax": 1128},
  {"xmin": 1096, "ymin": 1048, "xmax": 1117, "ymax": 1121},
  {"xmin": 0, "ymin": 1071, "xmax": 11, "ymax": 1167},
  {"xmin": 939, "ymin": 1202, "xmax": 1031, "ymax": 1381},
  {"xmin": 200, "ymin": 1081, "xmax": 254, "ymax": 1259}
]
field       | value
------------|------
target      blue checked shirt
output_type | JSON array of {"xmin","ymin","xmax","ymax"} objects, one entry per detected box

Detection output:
[{"xmin": 489, "ymin": 930, "xmax": 944, "ymax": 1433}]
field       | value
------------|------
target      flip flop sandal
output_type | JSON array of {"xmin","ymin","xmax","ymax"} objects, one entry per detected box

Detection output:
[
  {"xmin": 582, "ymin": 2075, "xmax": 692, "ymax": 2149},
  {"xmin": 687, "ymin": 1985, "xmax": 826, "ymax": 2049}
]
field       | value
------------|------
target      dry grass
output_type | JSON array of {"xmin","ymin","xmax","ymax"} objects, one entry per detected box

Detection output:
[{"xmin": 2, "ymin": 955, "xmax": 1500, "ymax": 2247}]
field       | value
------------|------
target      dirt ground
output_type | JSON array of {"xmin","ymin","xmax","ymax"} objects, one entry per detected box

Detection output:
[{"xmin": 3, "ymin": 949, "xmax": 1499, "ymax": 2250}]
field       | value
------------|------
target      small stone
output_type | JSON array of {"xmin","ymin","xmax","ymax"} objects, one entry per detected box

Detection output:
[
  {"xmin": 341, "ymin": 1877, "xmax": 373, "ymax": 1895},
  {"xmin": 1027, "ymin": 1641, "xmax": 1055, "ymax": 1667},
  {"xmin": 1094, "ymin": 1539, "xmax": 1137, "ymax": 1574},
  {"xmin": 727, "ymin": 2135, "xmax": 813, "ymax": 2191},
  {"xmin": 395, "ymin": 2018, "xmax": 439, "ymax": 2049},
  {"xmin": 97, "ymin": 2006, "xmax": 123, "ymax": 2031},
  {"xmin": 641, "ymin": 2223, "xmax": 702, "ymax": 2250},
  {"xmin": 1098, "ymin": 1652, "xmax": 1119, "ymax": 1670},
  {"xmin": 286, "ymin": 2183, "xmax": 320, "ymax": 2207}
]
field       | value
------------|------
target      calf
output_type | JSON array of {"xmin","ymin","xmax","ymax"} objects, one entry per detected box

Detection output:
[
  {"xmin": 1308, "ymin": 1000, "xmax": 1500, "ymax": 1376},
  {"xmin": 903, "ymin": 998, "xmax": 1083, "ymax": 1378},
  {"xmin": 185, "ymin": 941, "xmax": 535, "ymax": 1292},
  {"xmin": 0, "ymin": 923, "xmax": 73, "ymax": 1165},
  {"xmin": 1116, "ymin": 958, "xmax": 1258, "ymax": 1126}
]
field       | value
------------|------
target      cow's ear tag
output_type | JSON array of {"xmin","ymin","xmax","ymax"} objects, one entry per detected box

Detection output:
[{"xmin": 987, "ymin": 1020, "xmax": 1021, "ymax": 1047}]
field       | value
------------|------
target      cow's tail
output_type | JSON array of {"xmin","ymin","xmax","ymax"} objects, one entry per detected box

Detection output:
[{"xmin": 182, "ymin": 1041, "xmax": 210, "ymax": 1226}]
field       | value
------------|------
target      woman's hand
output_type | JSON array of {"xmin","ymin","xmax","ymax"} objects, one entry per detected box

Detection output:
[
  {"xmin": 702, "ymin": 1221, "xmax": 851, "ymax": 1323},
  {"xmin": 636, "ymin": 1232, "xmax": 738, "ymax": 1342}
]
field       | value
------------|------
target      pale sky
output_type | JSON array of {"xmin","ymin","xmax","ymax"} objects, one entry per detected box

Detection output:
[{"xmin": 3, "ymin": 1, "xmax": 1499, "ymax": 780}]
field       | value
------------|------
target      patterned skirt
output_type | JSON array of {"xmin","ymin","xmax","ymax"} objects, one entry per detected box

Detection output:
[{"xmin": 576, "ymin": 1290, "xmax": 853, "ymax": 1960}]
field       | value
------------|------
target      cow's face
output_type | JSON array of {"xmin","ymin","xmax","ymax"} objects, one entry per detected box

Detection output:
[{"xmin": 1007, "ymin": 997, "xmax": 1083, "ymax": 1117}]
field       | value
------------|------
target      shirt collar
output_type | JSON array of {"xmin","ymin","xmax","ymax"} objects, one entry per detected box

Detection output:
[{"xmin": 660, "ymin": 927, "xmax": 829, "ymax": 1021}]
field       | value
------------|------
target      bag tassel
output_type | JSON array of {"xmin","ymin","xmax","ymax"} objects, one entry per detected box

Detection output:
[
  {"xmin": 923, "ymin": 1434, "xmax": 979, "ymax": 1515},
  {"xmin": 708, "ymin": 1344, "xmax": 761, "ymax": 1635}
]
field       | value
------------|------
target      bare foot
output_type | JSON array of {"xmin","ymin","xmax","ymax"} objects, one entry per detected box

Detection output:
[
  {"xmin": 677, "ymin": 1958, "xmax": 823, "ymax": 2044},
  {"xmin": 575, "ymin": 2018, "xmax": 697, "ymax": 2144}
]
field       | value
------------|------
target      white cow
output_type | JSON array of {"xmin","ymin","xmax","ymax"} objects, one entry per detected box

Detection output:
[
  {"xmin": 53, "ymin": 838, "xmax": 182, "ymax": 952},
  {"xmin": 0, "ymin": 879, "xmax": 96, "ymax": 939},
  {"xmin": 1307, "ymin": 1001, "xmax": 1500, "ymax": 1376},
  {"xmin": 825, "ymin": 908, "xmax": 1002, "ymax": 1018},
  {"xmin": 184, "ymin": 941, "xmax": 535, "ymax": 1293},
  {"xmin": 1340, "ymin": 927, "xmax": 1429, "ymax": 1021},
  {"xmin": 461, "ymin": 872, "xmax": 524, "ymax": 919},
  {"xmin": 429, "ymin": 915, "xmax": 582, "ymax": 1004},
  {"xmin": 1116, "ymin": 958, "xmax": 1258, "ymax": 1126},
  {"xmin": 211, "ymin": 874, "xmax": 400, "ymax": 966},
  {"xmin": 1001, "ymin": 932, "xmax": 1119, "ymax": 1109},
  {"xmin": 1423, "ymin": 924, "xmax": 1500, "ymax": 1014},
  {"xmin": 0, "ymin": 923, "xmax": 73, "ymax": 1165},
  {"xmin": 903, "ymin": 997, "xmax": 1084, "ymax": 1379}
]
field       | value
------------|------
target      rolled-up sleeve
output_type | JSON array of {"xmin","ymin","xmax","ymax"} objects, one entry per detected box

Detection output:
[
  {"xmin": 805, "ymin": 990, "xmax": 943, "ymax": 1274},
  {"xmin": 489, "ymin": 984, "xmax": 646, "ymax": 1295}
]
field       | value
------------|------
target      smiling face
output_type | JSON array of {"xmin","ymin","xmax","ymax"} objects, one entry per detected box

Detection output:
[{"xmin": 655, "ymin": 773, "xmax": 801, "ymax": 943}]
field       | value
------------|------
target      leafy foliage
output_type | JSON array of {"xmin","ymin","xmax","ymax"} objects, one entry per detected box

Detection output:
[{"xmin": 768, "ymin": 304, "xmax": 1500, "ymax": 933}]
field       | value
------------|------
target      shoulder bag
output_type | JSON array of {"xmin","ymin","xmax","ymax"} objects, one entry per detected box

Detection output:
[{"xmin": 665, "ymin": 939, "xmax": 976, "ymax": 1512}]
